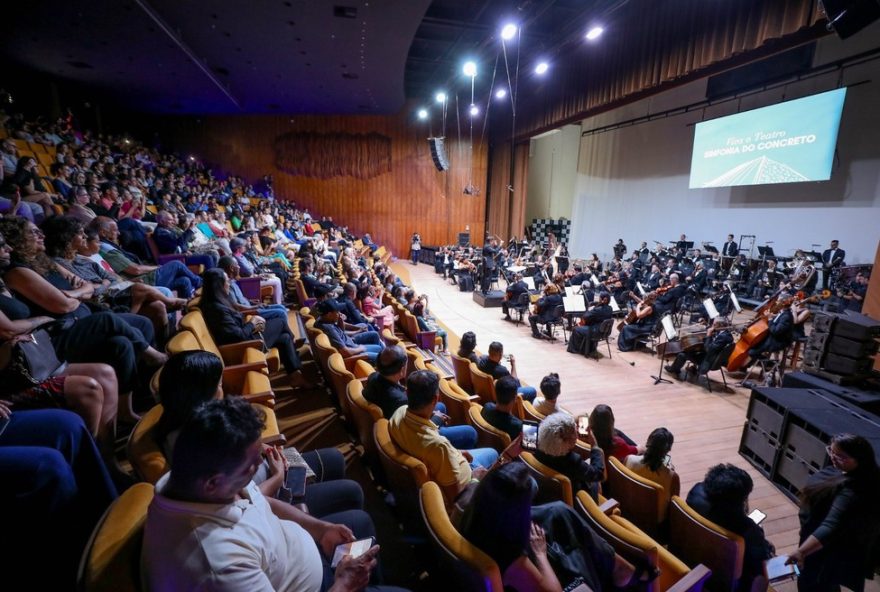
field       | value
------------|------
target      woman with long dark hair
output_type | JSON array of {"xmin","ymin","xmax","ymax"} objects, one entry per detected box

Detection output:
[
  {"xmin": 625, "ymin": 427, "xmax": 679, "ymax": 521},
  {"xmin": 199, "ymin": 268, "xmax": 307, "ymax": 387},
  {"xmin": 786, "ymin": 434, "xmax": 880, "ymax": 591},
  {"xmin": 459, "ymin": 461, "xmax": 655, "ymax": 590},
  {"xmin": 589, "ymin": 404, "xmax": 640, "ymax": 462}
]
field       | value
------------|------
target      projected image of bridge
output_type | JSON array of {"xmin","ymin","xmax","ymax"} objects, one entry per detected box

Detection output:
[{"xmin": 701, "ymin": 155, "xmax": 810, "ymax": 187}]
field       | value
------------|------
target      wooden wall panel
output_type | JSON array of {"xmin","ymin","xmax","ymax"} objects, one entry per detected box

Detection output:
[{"xmin": 162, "ymin": 112, "xmax": 487, "ymax": 257}]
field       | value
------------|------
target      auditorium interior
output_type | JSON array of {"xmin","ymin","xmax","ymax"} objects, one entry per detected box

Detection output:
[{"xmin": 3, "ymin": 0, "xmax": 880, "ymax": 590}]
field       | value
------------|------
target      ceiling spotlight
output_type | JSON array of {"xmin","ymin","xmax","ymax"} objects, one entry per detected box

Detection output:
[
  {"xmin": 585, "ymin": 26, "xmax": 604, "ymax": 40},
  {"xmin": 535, "ymin": 62, "xmax": 549, "ymax": 75},
  {"xmin": 469, "ymin": 104, "xmax": 479, "ymax": 116},
  {"xmin": 188, "ymin": 155, "xmax": 196, "ymax": 162},
  {"xmin": 417, "ymin": 109, "xmax": 428, "ymax": 120},
  {"xmin": 435, "ymin": 92, "xmax": 446, "ymax": 103},
  {"xmin": 495, "ymin": 88, "xmax": 507, "ymax": 99},
  {"xmin": 463, "ymin": 61, "xmax": 477, "ymax": 77},
  {"xmin": 500, "ymin": 23, "xmax": 518, "ymax": 40}
]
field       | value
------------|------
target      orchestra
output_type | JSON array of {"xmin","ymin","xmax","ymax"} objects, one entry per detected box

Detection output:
[{"xmin": 429, "ymin": 232, "xmax": 870, "ymax": 377}]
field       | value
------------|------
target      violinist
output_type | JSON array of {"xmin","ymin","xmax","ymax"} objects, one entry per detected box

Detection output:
[
  {"xmin": 568, "ymin": 264, "xmax": 590, "ymax": 287},
  {"xmin": 617, "ymin": 291, "xmax": 657, "ymax": 352},
  {"xmin": 644, "ymin": 264, "xmax": 663, "ymax": 290},
  {"xmin": 567, "ymin": 291, "xmax": 613, "ymax": 357},
  {"xmin": 501, "ymin": 273, "xmax": 529, "ymax": 321},
  {"xmin": 690, "ymin": 261, "xmax": 708, "ymax": 294},
  {"xmin": 653, "ymin": 273, "xmax": 686, "ymax": 317},
  {"xmin": 529, "ymin": 283, "xmax": 563, "ymax": 340},
  {"xmin": 665, "ymin": 318, "xmax": 733, "ymax": 379}
]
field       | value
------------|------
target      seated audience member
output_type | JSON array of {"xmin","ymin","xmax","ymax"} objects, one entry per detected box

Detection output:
[
  {"xmin": 624, "ymin": 428, "xmax": 679, "ymax": 522},
  {"xmin": 363, "ymin": 347, "xmax": 478, "ymax": 449},
  {"xmin": 199, "ymin": 268, "xmax": 308, "ymax": 388},
  {"xmin": 407, "ymin": 291, "xmax": 448, "ymax": 353},
  {"xmin": 156, "ymin": 351, "xmax": 362, "ymax": 517},
  {"xmin": 217, "ymin": 255, "xmax": 289, "ymax": 323},
  {"xmin": 459, "ymin": 461, "xmax": 654, "ymax": 591},
  {"xmin": 456, "ymin": 330, "xmax": 479, "ymax": 363},
  {"xmin": 152, "ymin": 210, "xmax": 216, "ymax": 269},
  {"xmin": 142, "ymin": 397, "xmax": 407, "ymax": 592},
  {"xmin": 1, "ymin": 407, "xmax": 118, "ymax": 589},
  {"xmin": 389, "ymin": 370, "xmax": 498, "ymax": 502},
  {"xmin": 589, "ymin": 404, "xmax": 640, "ymax": 462},
  {"xmin": 301, "ymin": 257, "xmax": 337, "ymax": 298},
  {"xmin": 337, "ymin": 282, "xmax": 374, "ymax": 329},
  {"xmin": 477, "ymin": 341, "xmax": 537, "ymax": 401},
  {"xmin": 534, "ymin": 412, "xmax": 605, "ymax": 501},
  {"xmin": 228, "ymin": 237, "xmax": 284, "ymax": 305},
  {"xmin": 480, "ymin": 375, "xmax": 524, "ymax": 441},
  {"xmin": 687, "ymin": 464, "xmax": 774, "ymax": 591},
  {"xmin": 314, "ymin": 299, "xmax": 384, "ymax": 364},
  {"xmin": 358, "ymin": 283, "xmax": 395, "ymax": 331},
  {"xmin": 91, "ymin": 216, "xmax": 203, "ymax": 298},
  {"xmin": 533, "ymin": 372, "xmax": 565, "ymax": 417}
]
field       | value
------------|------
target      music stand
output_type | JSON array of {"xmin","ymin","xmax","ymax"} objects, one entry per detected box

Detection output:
[
  {"xmin": 757, "ymin": 245, "xmax": 775, "ymax": 258},
  {"xmin": 703, "ymin": 244, "xmax": 719, "ymax": 255},
  {"xmin": 651, "ymin": 315, "xmax": 678, "ymax": 385}
]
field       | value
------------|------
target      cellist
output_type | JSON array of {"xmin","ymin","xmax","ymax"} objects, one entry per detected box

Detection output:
[{"xmin": 742, "ymin": 299, "xmax": 796, "ymax": 369}]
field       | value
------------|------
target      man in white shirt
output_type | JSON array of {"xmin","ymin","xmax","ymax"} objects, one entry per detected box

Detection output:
[{"xmin": 142, "ymin": 397, "xmax": 408, "ymax": 592}]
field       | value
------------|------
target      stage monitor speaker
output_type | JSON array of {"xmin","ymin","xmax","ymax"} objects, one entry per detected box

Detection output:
[
  {"xmin": 428, "ymin": 137, "xmax": 449, "ymax": 171},
  {"xmin": 820, "ymin": 0, "xmax": 880, "ymax": 39}
]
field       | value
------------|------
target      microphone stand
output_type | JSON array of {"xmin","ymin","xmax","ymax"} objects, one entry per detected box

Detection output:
[{"xmin": 651, "ymin": 336, "xmax": 673, "ymax": 385}]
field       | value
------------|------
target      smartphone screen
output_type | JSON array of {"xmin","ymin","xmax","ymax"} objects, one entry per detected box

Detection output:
[
  {"xmin": 577, "ymin": 415, "xmax": 590, "ymax": 436},
  {"xmin": 521, "ymin": 421, "xmax": 539, "ymax": 451},
  {"xmin": 331, "ymin": 537, "xmax": 375, "ymax": 568},
  {"xmin": 748, "ymin": 508, "xmax": 766, "ymax": 525},
  {"xmin": 286, "ymin": 465, "xmax": 308, "ymax": 500}
]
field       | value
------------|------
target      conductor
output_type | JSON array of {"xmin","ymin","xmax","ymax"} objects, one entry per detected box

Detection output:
[{"xmin": 480, "ymin": 236, "xmax": 500, "ymax": 294}]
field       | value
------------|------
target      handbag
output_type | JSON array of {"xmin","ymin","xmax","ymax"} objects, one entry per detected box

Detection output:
[{"xmin": 1, "ymin": 326, "xmax": 68, "ymax": 393}]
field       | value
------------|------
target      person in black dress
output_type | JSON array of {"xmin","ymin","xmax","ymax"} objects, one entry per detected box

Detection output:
[{"xmin": 567, "ymin": 292, "xmax": 613, "ymax": 356}]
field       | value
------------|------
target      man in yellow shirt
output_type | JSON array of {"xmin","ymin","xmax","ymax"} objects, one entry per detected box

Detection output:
[{"xmin": 389, "ymin": 371, "xmax": 498, "ymax": 502}]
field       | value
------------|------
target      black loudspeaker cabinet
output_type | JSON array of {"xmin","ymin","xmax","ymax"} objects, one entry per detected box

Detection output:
[
  {"xmin": 812, "ymin": 313, "xmax": 836, "ymax": 333},
  {"xmin": 826, "ymin": 334, "xmax": 879, "ymax": 358},
  {"xmin": 740, "ymin": 387, "xmax": 880, "ymax": 501},
  {"xmin": 428, "ymin": 137, "xmax": 449, "ymax": 171},
  {"xmin": 783, "ymin": 370, "xmax": 880, "ymax": 415},
  {"xmin": 820, "ymin": 0, "xmax": 880, "ymax": 39},
  {"xmin": 830, "ymin": 311, "xmax": 880, "ymax": 341}
]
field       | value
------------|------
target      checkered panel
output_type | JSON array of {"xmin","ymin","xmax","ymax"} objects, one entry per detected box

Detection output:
[{"xmin": 530, "ymin": 218, "xmax": 571, "ymax": 246}]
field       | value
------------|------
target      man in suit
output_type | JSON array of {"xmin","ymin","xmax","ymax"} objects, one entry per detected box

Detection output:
[
  {"xmin": 480, "ymin": 238, "xmax": 499, "ymax": 294},
  {"xmin": 653, "ymin": 273, "xmax": 687, "ymax": 317},
  {"xmin": 567, "ymin": 292, "xmax": 614, "ymax": 356},
  {"xmin": 745, "ymin": 305, "xmax": 795, "ymax": 367},
  {"xmin": 722, "ymin": 234, "xmax": 738, "ymax": 258},
  {"xmin": 821, "ymin": 239, "xmax": 845, "ymax": 290},
  {"xmin": 665, "ymin": 318, "xmax": 734, "ymax": 377},
  {"xmin": 529, "ymin": 284, "xmax": 564, "ymax": 340},
  {"xmin": 501, "ymin": 273, "xmax": 529, "ymax": 321}
]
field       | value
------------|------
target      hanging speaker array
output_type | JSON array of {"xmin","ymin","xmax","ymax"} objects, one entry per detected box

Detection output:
[{"xmin": 427, "ymin": 137, "xmax": 449, "ymax": 171}]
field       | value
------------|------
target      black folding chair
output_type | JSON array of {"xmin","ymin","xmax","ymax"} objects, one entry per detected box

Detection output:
[
  {"xmin": 512, "ymin": 292, "xmax": 531, "ymax": 326},
  {"xmin": 588, "ymin": 318, "xmax": 615, "ymax": 361},
  {"xmin": 545, "ymin": 304, "xmax": 568, "ymax": 343},
  {"xmin": 685, "ymin": 341, "xmax": 735, "ymax": 393}
]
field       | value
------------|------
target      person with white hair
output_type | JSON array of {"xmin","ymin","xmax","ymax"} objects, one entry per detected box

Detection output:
[{"xmin": 534, "ymin": 412, "xmax": 605, "ymax": 501}]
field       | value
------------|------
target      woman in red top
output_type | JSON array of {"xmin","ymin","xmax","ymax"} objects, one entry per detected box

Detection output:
[{"xmin": 589, "ymin": 404, "xmax": 643, "ymax": 462}]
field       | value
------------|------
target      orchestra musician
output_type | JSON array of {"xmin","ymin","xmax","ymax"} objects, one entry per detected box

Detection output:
[
  {"xmin": 613, "ymin": 238, "xmax": 627, "ymax": 260},
  {"xmin": 751, "ymin": 259, "xmax": 781, "ymax": 300},
  {"xmin": 567, "ymin": 292, "xmax": 613, "ymax": 357},
  {"xmin": 743, "ymin": 302, "xmax": 796, "ymax": 369},
  {"xmin": 821, "ymin": 239, "xmax": 845, "ymax": 290},
  {"xmin": 501, "ymin": 273, "xmax": 529, "ymax": 321},
  {"xmin": 617, "ymin": 292, "xmax": 658, "ymax": 352},
  {"xmin": 722, "ymin": 234, "xmax": 738, "ymax": 258},
  {"xmin": 838, "ymin": 271, "xmax": 869, "ymax": 313},
  {"xmin": 529, "ymin": 283, "xmax": 563, "ymax": 339},
  {"xmin": 665, "ymin": 318, "xmax": 734, "ymax": 379},
  {"xmin": 636, "ymin": 241, "xmax": 651, "ymax": 257},
  {"xmin": 644, "ymin": 264, "xmax": 663, "ymax": 291},
  {"xmin": 690, "ymin": 262, "xmax": 708, "ymax": 294},
  {"xmin": 653, "ymin": 273, "xmax": 686, "ymax": 317},
  {"xmin": 675, "ymin": 234, "xmax": 689, "ymax": 258},
  {"xmin": 569, "ymin": 264, "xmax": 590, "ymax": 287}
]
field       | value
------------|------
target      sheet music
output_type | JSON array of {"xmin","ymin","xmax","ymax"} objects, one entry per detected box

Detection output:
[
  {"xmin": 590, "ymin": 274, "xmax": 600, "ymax": 287},
  {"xmin": 565, "ymin": 286, "xmax": 579, "ymax": 298},
  {"xmin": 661, "ymin": 315, "xmax": 677, "ymax": 340},
  {"xmin": 523, "ymin": 277, "xmax": 536, "ymax": 290},
  {"xmin": 729, "ymin": 290, "xmax": 743, "ymax": 313},
  {"xmin": 563, "ymin": 295, "xmax": 586, "ymax": 313},
  {"xmin": 637, "ymin": 282, "xmax": 647, "ymax": 296},
  {"xmin": 703, "ymin": 298, "xmax": 720, "ymax": 319},
  {"xmin": 609, "ymin": 296, "xmax": 621, "ymax": 312}
]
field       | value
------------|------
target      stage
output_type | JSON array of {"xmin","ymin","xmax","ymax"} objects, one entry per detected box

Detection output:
[{"xmin": 473, "ymin": 289, "xmax": 505, "ymax": 308}]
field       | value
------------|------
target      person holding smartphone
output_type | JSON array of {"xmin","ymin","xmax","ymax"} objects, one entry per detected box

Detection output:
[
  {"xmin": 533, "ymin": 412, "xmax": 606, "ymax": 502},
  {"xmin": 143, "ymin": 397, "xmax": 408, "ymax": 592}
]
